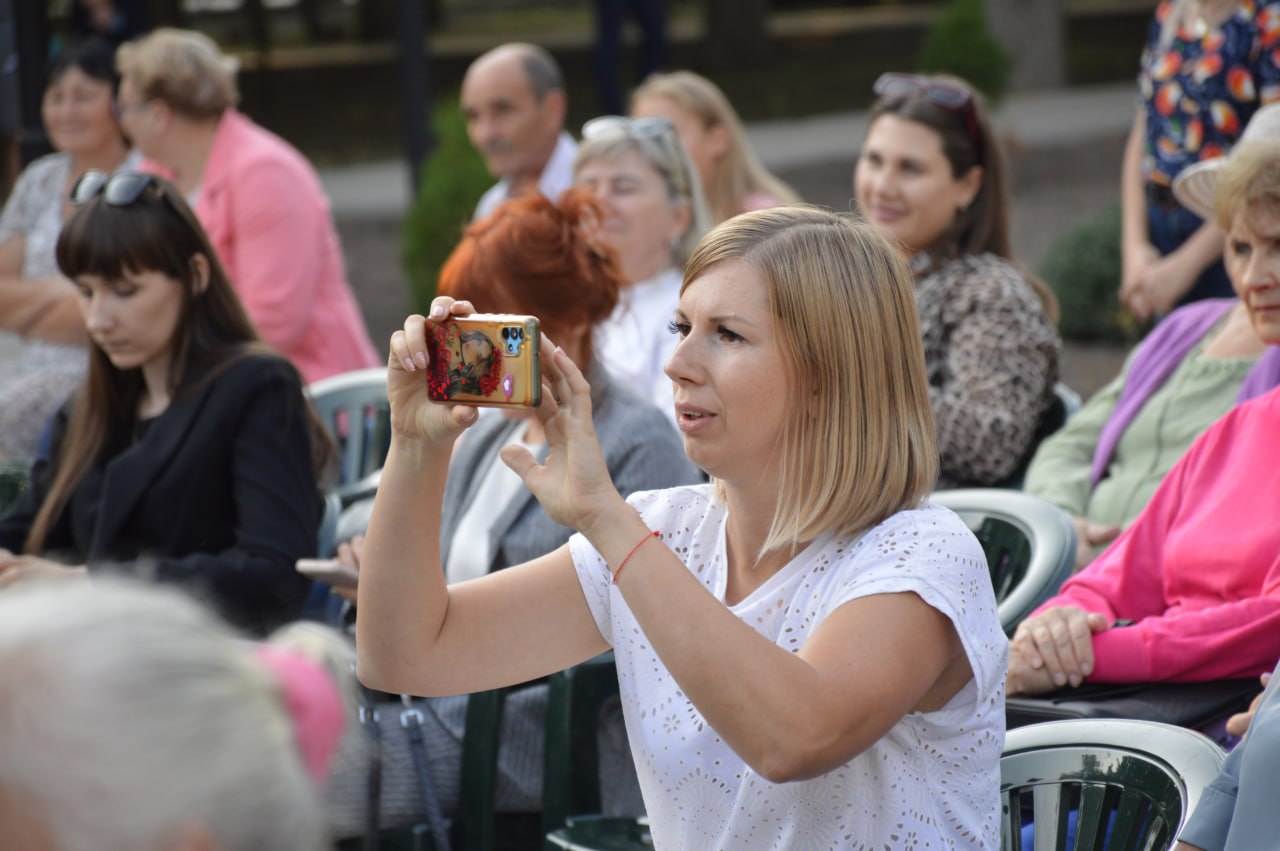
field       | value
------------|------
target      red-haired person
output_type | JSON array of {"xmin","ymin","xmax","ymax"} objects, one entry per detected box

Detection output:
[{"xmin": 332, "ymin": 189, "xmax": 700, "ymax": 822}]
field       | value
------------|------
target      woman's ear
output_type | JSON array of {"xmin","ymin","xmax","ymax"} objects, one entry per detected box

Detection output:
[
  {"xmin": 669, "ymin": 198, "xmax": 692, "ymax": 252},
  {"xmin": 189, "ymin": 254, "xmax": 211, "ymax": 297},
  {"xmin": 957, "ymin": 165, "xmax": 984, "ymax": 210}
]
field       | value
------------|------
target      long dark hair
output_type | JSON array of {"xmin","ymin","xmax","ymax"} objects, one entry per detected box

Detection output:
[
  {"xmin": 29, "ymin": 177, "xmax": 329, "ymax": 552},
  {"xmin": 869, "ymin": 75, "xmax": 1058, "ymax": 321}
]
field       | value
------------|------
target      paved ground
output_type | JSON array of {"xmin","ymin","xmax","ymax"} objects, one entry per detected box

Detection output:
[{"xmin": 326, "ymin": 82, "xmax": 1137, "ymax": 397}]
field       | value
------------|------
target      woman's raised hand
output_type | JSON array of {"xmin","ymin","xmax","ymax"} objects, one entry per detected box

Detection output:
[
  {"xmin": 386, "ymin": 299, "xmax": 479, "ymax": 445},
  {"xmin": 500, "ymin": 344, "xmax": 626, "ymax": 537}
]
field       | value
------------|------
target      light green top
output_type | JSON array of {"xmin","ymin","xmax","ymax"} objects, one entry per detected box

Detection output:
[{"xmin": 1024, "ymin": 331, "xmax": 1257, "ymax": 527}]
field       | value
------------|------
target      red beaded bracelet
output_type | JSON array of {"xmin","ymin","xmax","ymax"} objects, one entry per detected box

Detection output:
[{"xmin": 612, "ymin": 529, "xmax": 661, "ymax": 584}]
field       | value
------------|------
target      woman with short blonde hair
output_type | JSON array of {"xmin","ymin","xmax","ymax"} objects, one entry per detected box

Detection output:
[
  {"xmin": 632, "ymin": 70, "xmax": 800, "ymax": 224},
  {"xmin": 113, "ymin": 28, "xmax": 378, "ymax": 384},
  {"xmin": 115, "ymin": 27, "xmax": 237, "ymax": 119},
  {"xmin": 357, "ymin": 205, "xmax": 1005, "ymax": 848}
]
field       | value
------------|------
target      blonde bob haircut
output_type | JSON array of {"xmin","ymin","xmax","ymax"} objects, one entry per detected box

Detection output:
[
  {"xmin": 684, "ymin": 206, "xmax": 938, "ymax": 556},
  {"xmin": 1212, "ymin": 140, "xmax": 1280, "ymax": 231},
  {"xmin": 117, "ymin": 27, "xmax": 239, "ymax": 119},
  {"xmin": 631, "ymin": 70, "xmax": 800, "ymax": 225}
]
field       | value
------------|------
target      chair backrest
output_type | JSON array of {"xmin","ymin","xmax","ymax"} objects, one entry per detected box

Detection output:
[
  {"xmin": 931, "ymin": 489, "xmax": 1076, "ymax": 635},
  {"xmin": 306, "ymin": 367, "xmax": 391, "ymax": 504},
  {"xmin": 1000, "ymin": 718, "xmax": 1226, "ymax": 851}
]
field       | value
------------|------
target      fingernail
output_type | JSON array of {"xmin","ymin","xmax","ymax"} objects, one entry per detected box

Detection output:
[
  {"xmin": 415, "ymin": 352, "xmax": 428, "ymax": 369},
  {"xmin": 462, "ymin": 408, "xmax": 477, "ymax": 423},
  {"xmin": 402, "ymin": 357, "xmax": 416, "ymax": 372},
  {"xmin": 1054, "ymin": 673, "xmax": 1066, "ymax": 686},
  {"xmin": 1082, "ymin": 663, "xmax": 1092, "ymax": 676},
  {"xmin": 431, "ymin": 305, "xmax": 444, "ymax": 318},
  {"xmin": 1069, "ymin": 675, "xmax": 1080, "ymax": 687}
]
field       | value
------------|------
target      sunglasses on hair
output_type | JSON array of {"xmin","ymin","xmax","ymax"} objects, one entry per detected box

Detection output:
[
  {"xmin": 872, "ymin": 72, "xmax": 983, "ymax": 164},
  {"xmin": 69, "ymin": 170, "xmax": 160, "ymax": 207},
  {"xmin": 581, "ymin": 115, "xmax": 676, "ymax": 141}
]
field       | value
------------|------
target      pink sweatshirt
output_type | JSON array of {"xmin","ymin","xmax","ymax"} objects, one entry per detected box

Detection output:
[
  {"xmin": 150, "ymin": 111, "xmax": 379, "ymax": 382},
  {"xmin": 1032, "ymin": 384, "xmax": 1280, "ymax": 683}
]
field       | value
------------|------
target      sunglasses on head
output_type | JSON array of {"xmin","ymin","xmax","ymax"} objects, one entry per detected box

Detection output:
[
  {"xmin": 581, "ymin": 115, "xmax": 676, "ymax": 142},
  {"xmin": 69, "ymin": 170, "xmax": 161, "ymax": 207},
  {"xmin": 872, "ymin": 72, "xmax": 984, "ymax": 164}
]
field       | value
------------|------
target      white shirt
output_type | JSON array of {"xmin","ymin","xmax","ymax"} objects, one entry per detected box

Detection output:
[
  {"xmin": 569, "ymin": 486, "xmax": 1006, "ymax": 850},
  {"xmin": 473, "ymin": 131, "xmax": 578, "ymax": 221},
  {"xmin": 595, "ymin": 267, "xmax": 682, "ymax": 425},
  {"xmin": 444, "ymin": 428, "xmax": 540, "ymax": 583}
]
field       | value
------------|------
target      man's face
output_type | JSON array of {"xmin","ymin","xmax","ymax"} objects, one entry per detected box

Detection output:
[{"xmin": 461, "ymin": 56, "xmax": 558, "ymax": 183}]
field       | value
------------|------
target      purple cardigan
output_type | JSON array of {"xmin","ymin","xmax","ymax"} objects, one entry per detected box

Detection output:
[{"xmin": 1090, "ymin": 299, "xmax": 1280, "ymax": 486}]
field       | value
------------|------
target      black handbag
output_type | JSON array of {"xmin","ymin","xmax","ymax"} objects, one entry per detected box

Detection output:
[
  {"xmin": 328, "ymin": 687, "xmax": 453, "ymax": 851},
  {"xmin": 1006, "ymin": 679, "xmax": 1260, "ymax": 736}
]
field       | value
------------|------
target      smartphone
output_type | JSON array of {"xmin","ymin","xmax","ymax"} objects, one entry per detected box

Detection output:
[
  {"xmin": 295, "ymin": 558, "xmax": 359, "ymax": 589},
  {"xmin": 425, "ymin": 314, "xmax": 541, "ymax": 408}
]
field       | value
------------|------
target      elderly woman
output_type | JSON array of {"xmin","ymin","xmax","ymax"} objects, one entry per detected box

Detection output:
[
  {"xmin": 572, "ymin": 114, "xmax": 711, "ymax": 420},
  {"xmin": 0, "ymin": 580, "xmax": 343, "ymax": 851},
  {"xmin": 114, "ymin": 28, "xmax": 377, "ymax": 382},
  {"xmin": 356, "ymin": 207, "xmax": 1006, "ymax": 847},
  {"xmin": 854, "ymin": 72, "xmax": 1062, "ymax": 488},
  {"xmin": 1008, "ymin": 141, "xmax": 1280, "ymax": 698},
  {"xmin": 630, "ymin": 70, "xmax": 800, "ymax": 224},
  {"xmin": 1026, "ymin": 105, "xmax": 1280, "ymax": 569},
  {"xmin": 0, "ymin": 38, "xmax": 136, "ymax": 460}
]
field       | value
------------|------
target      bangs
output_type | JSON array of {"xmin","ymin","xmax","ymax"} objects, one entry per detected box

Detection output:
[{"xmin": 56, "ymin": 199, "xmax": 193, "ymax": 283}]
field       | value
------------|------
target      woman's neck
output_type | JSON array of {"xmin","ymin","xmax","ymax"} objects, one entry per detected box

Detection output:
[
  {"xmin": 1203, "ymin": 300, "xmax": 1268, "ymax": 359},
  {"xmin": 721, "ymin": 481, "xmax": 804, "ymax": 605},
  {"xmin": 162, "ymin": 119, "xmax": 220, "ymax": 196},
  {"xmin": 138, "ymin": 363, "xmax": 172, "ymax": 419},
  {"xmin": 623, "ymin": 256, "xmax": 674, "ymax": 287}
]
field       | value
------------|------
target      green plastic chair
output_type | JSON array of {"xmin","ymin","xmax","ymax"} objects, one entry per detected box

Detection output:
[
  {"xmin": 1000, "ymin": 718, "xmax": 1226, "ymax": 851},
  {"xmin": 931, "ymin": 489, "xmax": 1076, "ymax": 636},
  {"xmin": 0, "ymin": 460, "xmax": 30, "ymax": 515},
  {"xmin": 306, "ymin": 367, "xmax": 391, "ymax": 506}
]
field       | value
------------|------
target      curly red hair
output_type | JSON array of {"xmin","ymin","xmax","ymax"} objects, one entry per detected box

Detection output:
[{"xmin": 438, "ymin": 188, "xmax": 622, "ymax": 367}]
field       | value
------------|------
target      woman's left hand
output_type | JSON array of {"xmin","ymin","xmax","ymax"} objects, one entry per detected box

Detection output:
[
  {"xmin": 0, "ymin": 552, "xmax": 88, "ymax": 590},
  {"xmin": 500, "ymin": 344, "xmax": 626, "ymax": 536}
]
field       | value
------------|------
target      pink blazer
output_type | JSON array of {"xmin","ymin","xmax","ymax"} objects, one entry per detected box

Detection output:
[{"xmin": 150, "ymin": 111, "xmax": 379, "ymax": 382}]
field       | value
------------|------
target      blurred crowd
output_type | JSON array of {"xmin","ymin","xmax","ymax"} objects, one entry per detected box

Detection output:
[{"xmin": 0, "ymin": 2, "xmax": 1278, "ymax": 848}]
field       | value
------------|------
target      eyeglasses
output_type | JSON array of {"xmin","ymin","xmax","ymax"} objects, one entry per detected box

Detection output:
[
  {"xmin": 69, "ymin": 170, "xmax": 160, "ymax": 207},
  {"xmin": 581, "ymin": 115, "xmax": 676, "ymax": 142},
  {"xmin": 872, "ymin": 72, "xmax": 983, "ymax": 164}
]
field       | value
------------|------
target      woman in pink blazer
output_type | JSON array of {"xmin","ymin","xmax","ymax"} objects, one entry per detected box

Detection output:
[{"xmin": 114, "ymin": 28, "xmax": 379, "ymax": 382}]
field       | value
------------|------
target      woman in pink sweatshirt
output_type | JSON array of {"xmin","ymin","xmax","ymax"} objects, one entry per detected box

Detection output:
[{"xmin": 1008, "ymin": 140, "xmax": 1280, "ymax": 695}]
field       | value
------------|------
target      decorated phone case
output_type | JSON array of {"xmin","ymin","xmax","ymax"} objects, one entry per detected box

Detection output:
[{"xmin": 425, "ymin": 314, "xmax": 542, "ymax": 408}]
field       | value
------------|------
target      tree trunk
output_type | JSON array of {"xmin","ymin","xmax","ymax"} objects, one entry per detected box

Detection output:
[
  {"xmin": 705, "ymin": 0, "xmax": 772, "ymax": 67},
  {"xmin": 982, "ymin": 0, "xmax": 1064, "ymax": 90}
]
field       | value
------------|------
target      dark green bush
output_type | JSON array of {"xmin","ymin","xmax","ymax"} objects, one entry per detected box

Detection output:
[
  {"xmin": 916, "ymin": 0, "xmax": 1011, "ymax": 104},
  {"xmin": 1038, "ymin": 201, "xmax": 1145, "ymax": 343},
  {"xmin": 401, "ymin": 101, "xmax": 493, "ymax": 313}
]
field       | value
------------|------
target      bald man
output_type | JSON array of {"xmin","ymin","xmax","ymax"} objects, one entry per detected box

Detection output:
[{"xmin": 462, "ymin": 43, "xmax": 578, "ymax": 221}]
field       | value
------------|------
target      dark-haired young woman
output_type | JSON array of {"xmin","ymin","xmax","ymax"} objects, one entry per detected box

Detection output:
[
  {"xmin": 854, "ymin": 72, "xmax": 1062, "ymax": 488},
  {"xmin": 0, "ymin": 171, "xmax": 325, "ymax": 635},
  {"xmin": 0, "ymin": 38, "xmax": 137, "ymax": 461}
]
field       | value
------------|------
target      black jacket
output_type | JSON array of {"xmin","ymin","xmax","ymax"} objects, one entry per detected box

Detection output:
[{"xmin": 0, "ymin": 354, "xmax": 319, "ymax": 634}]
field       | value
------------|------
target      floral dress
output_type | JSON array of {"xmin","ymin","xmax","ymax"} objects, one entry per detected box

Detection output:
[{"xmin": 1139, "ymin": 0, "xmax": 1280, "ymax": 186}]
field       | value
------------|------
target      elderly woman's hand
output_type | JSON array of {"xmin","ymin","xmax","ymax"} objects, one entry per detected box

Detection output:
[
  {"xmin": 386, "ymin": 299, "xmax": 481, "ymax": 446},
  {"xmin": 501, "ymin": 344, "xmax": 626, "ymax": 537},
  {"xmin": 1008, "ymin": 606, "xmax": 1110, "ymax": 692}
]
